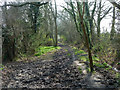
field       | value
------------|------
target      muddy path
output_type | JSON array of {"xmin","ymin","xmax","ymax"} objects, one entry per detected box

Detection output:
[{"xmin": 2, "ymin": 44, "xmax": 119, "ymax": 88}]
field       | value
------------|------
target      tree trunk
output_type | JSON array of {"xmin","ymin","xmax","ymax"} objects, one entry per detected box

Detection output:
[
  {"xmin": 77, "ymin": 2, "xmax": 93, "ymax": 72},
  {"xmin": 97, "ymin": 19, "xmax": 101, "ymax": 38},
  {"xmin": 110, "ymin": 6, "xmax": 115, "ymax": 40},
  {"xmin": 97, "ymin": 0, "xmax": 101, "ymax": 38},
  {"xmin": 54, "ymin": 0, "xmax": 58, "ymax": 47},
  {"xmin": 54, "ymin": 16, "xmax": 58, "ymax": 46},
  {"xmin": 33, "ymin": 13, "xmax": 37, "ymax": 33}
]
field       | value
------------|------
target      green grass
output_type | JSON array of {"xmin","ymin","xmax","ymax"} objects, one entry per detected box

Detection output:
[
  {"xmin": 103, "ymin": 62, "xmax": 107, "ymax": 66},
  {"xmin": 108, "ymin": 65, "xmax": 112, "ymax": 69},
  {"xmin": 34, "ymin": 46, "xmax": 61, "ymax": 56},
  {"xmin": 105, "ymin": 68, "xmax": 110, "ymax": 70},
  {"xmin": 92, "ymin": 56, "xmax": 100, "ymax": 61},
  {"xmin": 79, "ymin": 55, "xmax": 99, "ymax": 62},
  {"xmin": 93, "ymin": 62, "xmax": 106, "ymax": 68},
  {"xmin": 80, "ymin": 56, "xmax": 88, "ymax": 61},
  {"xmin": 65, "ymin": 49, "xmax": 68, "ymax": 52},
  {"xmin": 72, "ymin": 46, "xmax": 77, "ymax": 50},
  {"xmin": 73, "ymin": 48, "xmax": 100, "ymax": 62},
  {"xmin": 93, "ymin": 61, "xmax": 113, "ymax": 69},
  {"xmin": 75, "ymin": 50, "xmax": 87, "ymax": 55},
  {"xmin": 67, "ymin": 53, "xmax": 71, "ymax": 56},
  {"xmin": 73, "ymin": 47, "xmax": 113, "ymax": 70}
]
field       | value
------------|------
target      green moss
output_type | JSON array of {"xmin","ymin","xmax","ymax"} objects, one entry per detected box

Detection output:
[
  {"xmin": 103, "ymin": 62, "xmax": 107, "ymax": 66},
  {"xmin": 34, "ymin": 46, "xmax": 61, "ymax": 56},
  {"xmin": 72, "ymin": 46, "xmax": 77, "ymax": 50},
  {"xmin": 92, "ymin": 56, "xmax": 100, "ymax": 61},
  {"xmin": 108, "ymin": 65, "xmax": 112, "ymax": 69},
  {"xmin": 75, "ymin": 50, "xmax": 87, "ymax": 55},
  {"xmin": 106, "ymin": 68, "xmax": 110, "ymax": 70},
  {"xmin": 65, "ymin": 49, "xmax": 68, "ymax": 52},
  {"xmin": 0, "ymin": 64, "xmax": 4, "ymax": 70},
  {"xmin": 67, "ymin": 53, "xmax": 71, "ymax": 56},
  {"xmin": 73, "ymin": 41, "xmax": 77, "ymax": 44},
  {"xmin": 80, "ymin": 56, "xmax": 88, "ymax": 61},
  {"xmin": 93, "ymin": 62, "xmax": 105, "ymax": 68}
]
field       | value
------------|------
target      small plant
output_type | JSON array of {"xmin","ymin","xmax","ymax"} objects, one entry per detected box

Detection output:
[
  {"xmin": 111, "ymin": 71, "xmax": 114, "ymax": 74},
  {"xmin": 0, "ymin": 64, "xmax": 4, "ymax": 70},
  {"xmin": 72, "ymin": 46, "xmax": 77, "ymax": 50},
  {"xmin": 65, "ymin": 49, "xmax": 68, "ymax": 52},
  {"xmin": 79, "ymin": 56, "xmax": 88, "ymax": 61},
  {"xmin": 108, "ymin": 65, "xmax": 112, "ymax": 69},
  {"xmin": 92, "ymin": 56, "xmax": 100, "ymax": 61},
  {"xmin": 93, "ymin": 62, "xmax": 105, "ymax": 68},
  {"xmin": 103, "ymin": 62, "xmax": 107, "ymax": 66},
  {"xmin": 75, "ymin": 50, "xmax": 87, "ymax": 55},
  {"xmin": 67, "ymin": 53, "xmax": 71, "ymax": 56},
  {"xmin": 105, "ymin": 68, "xmax": 110, "ymax": 70}
]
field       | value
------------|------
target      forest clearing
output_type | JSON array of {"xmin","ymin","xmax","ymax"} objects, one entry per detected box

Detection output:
[{"xmin": 1, "ymin": 0, "xmax": 120, "ymax": 89}]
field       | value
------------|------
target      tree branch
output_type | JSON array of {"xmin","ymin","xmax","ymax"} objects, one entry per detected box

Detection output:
[
  {"xmin": 100, "ymin": 7, "xmax": 112, "ymax": 20},
  {"xmin": 0, "ymin": 2, "xmax": 48, "ymax": 7},
  {"xmin": 108, "ymin": 0, "xmax": 120, "ymax": 9},
  {"xmin": 91, "ymin": 1, "xmax": 96, "ymax": 19}
]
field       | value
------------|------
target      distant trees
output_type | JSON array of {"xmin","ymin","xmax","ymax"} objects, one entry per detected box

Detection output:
[
  {"xmin": 2, "ymin": 2, "xmax": 57, "ymax": 62},
  {"xmin": 2, "ymin": 2, "xmax": 25, "ymax": 61},
  {"xmin": 49, "ymin": 0, "xmax": 58, "ymax": 46},
  {"xmin": 110, "ymin": 1, "xmax": 120, "ymax": 63},
  {"xmin": 58, "ymin": 9, "xmax": 80, "ymax": 44},
  {"xmin": 2, "ymin": 0, "xmax": 120, "ymax": 70},
  {"xmin": 28, "ymin": 3, "xmax": 40, "ymax": 33},
  {"xmin": 2, "ymin": 1, "xmax": 64, "ymax": 62}
]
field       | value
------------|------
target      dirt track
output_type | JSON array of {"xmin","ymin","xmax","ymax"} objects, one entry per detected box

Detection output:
[{"xmin": 2, "ymin": 45, "xmax": 119, "ymax": 88}]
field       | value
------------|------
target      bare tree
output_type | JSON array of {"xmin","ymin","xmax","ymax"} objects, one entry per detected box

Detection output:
[
  {"xmin": 108, "ymin": 0, "xmax": 120, "ymax": 9},
  {"xmin": 77, "ymin": 2, "xmax": 94, "ymax": 72},
  {"xmin": 96, "ymin": 0, "xmax": 112, "ymax": 37},
  {"xmin": 49, "ymin": 0, "xmax": 58, "ymax": 46}
]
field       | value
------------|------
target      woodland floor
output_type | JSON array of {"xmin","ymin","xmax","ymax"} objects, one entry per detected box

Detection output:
[{"xmin": 2, "ymin": 44, "xmax": 120, "ymax": 89}]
